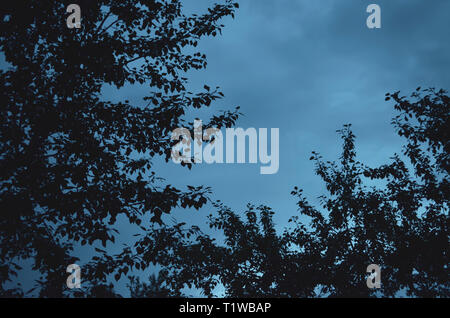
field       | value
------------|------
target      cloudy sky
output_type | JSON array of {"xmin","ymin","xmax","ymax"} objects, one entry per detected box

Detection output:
[
  {"xmin": 104, "ymin": 0, "xmax": 450, "ymax": 295},
  {"xmin": 150, "ymin": 0, "xmax": 450, "ymax": 228},
  {"xmin": 4, "ymin": 0, "xmax": 450, "ymax": 296},
  {"xmin": 105, "ymin": 0, "xmax": 450, "ymax": 249}
]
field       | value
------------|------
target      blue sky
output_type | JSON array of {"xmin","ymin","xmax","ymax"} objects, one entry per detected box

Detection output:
[
  {"xmin": 150, "ymin": 0, "xmax": 450, "ymax": 227},
  {"xmin": 3, "ymin": 0, "xmax": 450, "ymax": 296},
  {"xmin": 103, "ymin": 0, "xmax": 450, "ymax": 295}
]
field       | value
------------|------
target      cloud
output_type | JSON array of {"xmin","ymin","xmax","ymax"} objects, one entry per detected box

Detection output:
[{"xmin": 111, "ymin": 0, "xmax": 450, "ymax": 228}]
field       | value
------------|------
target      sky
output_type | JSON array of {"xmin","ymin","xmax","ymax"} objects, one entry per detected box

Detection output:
[
  {"xmin": 151, "ymin": 0, "xmax": 450, "ymax": 228},
  {"xmin": 3, "ymin": 0, "xmax": 450, "ymax": 296},
  {"xmin": 103, "ymin": 0, "xmax": 450, "ymax": 296}
]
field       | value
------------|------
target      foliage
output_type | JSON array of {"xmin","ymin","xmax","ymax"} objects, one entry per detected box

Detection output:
[
  {"xmin": 150, "ymin": 88, "xmax": 449, "ymax": 297},
  {"xmin": 0, "ymin": 0, "xmax": 239, "ymax": 296},
  {"xmin": 128, "ymin": 274, "xmax": 172, "ymax": 298},
  {"xmin": 0, "ymin": 0, "xmax": 447, "ymax": 298}
]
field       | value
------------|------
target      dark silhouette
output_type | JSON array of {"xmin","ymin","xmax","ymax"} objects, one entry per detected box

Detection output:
[
  {"xmin": 137, "ymin": 88, "xmax": 448, "ymax": 297},
  {"xmin": 0, "ymin": 1, "xmax": 447, "ymax": 299},
  {"xmin": 128, "ymin": 274, "xmax": 173, "ymax": 298},
  {"xmin": 0, "ymin": 0, "xmax": 239, "ymax": 297}
]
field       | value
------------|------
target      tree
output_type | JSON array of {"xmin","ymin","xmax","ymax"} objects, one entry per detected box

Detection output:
[
  {"xmin": 150, "ymin": 88, "xmax": 448, "ymax": 297},
  {"xmin": 0, "ymin": 0, "xmax": 239, "ymax": 296},
  {"xmin": 204, "ymin": 203, "xmax": 319, "ymax": 297},
  {"xmin": 128, "ymin": 274, "xmax": 172, "ymax": 298}
]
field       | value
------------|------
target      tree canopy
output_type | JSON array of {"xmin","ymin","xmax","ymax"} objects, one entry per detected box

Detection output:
[
  {"xmin": 139, "ymin": 88, "xmax": 448, "ymax": 297},
  {"xmin": 0, "ymin": 0, "xmax": 239, "ymax": 297},
  {"xmin": 0, "ymin": 1, "xmax": 447, "ymax": 298}
]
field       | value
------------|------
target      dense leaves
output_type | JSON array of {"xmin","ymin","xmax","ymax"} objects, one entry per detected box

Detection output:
[
  {"xmin": 141, "ymin": 89, "xmax": 448, "ymax": 297},
  {"xmin": 0, "ymin": 0, "xmax": 239, "ymax": 296},
  {"xmin": 0, "ymin": 1, "xmax": 447, "ymax": 298}
]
